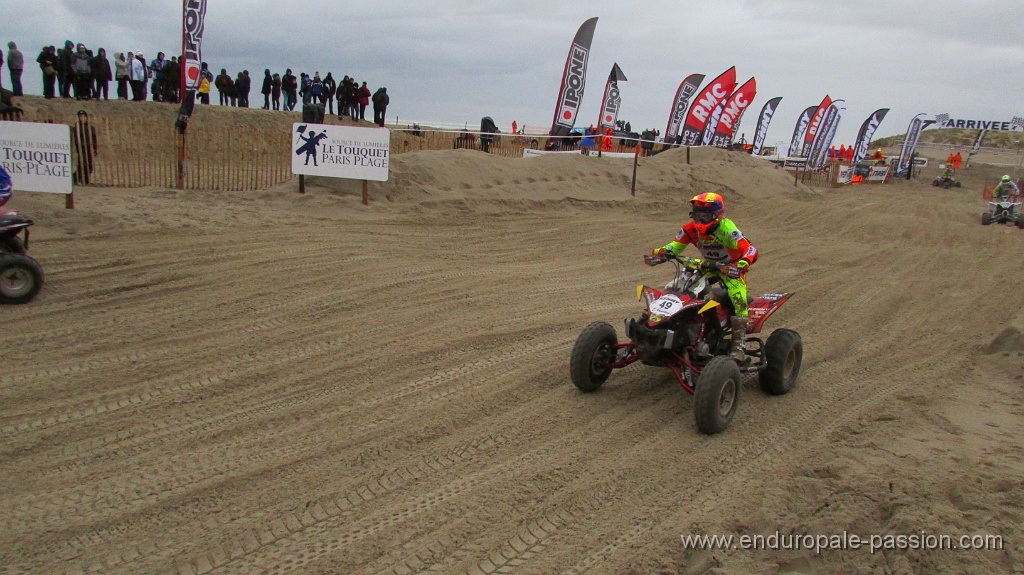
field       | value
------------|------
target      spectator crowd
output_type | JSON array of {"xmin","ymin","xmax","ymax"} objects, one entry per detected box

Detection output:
[{"xmin": 1, "ymin": 38, "xmax": 392, "ymax": 126}]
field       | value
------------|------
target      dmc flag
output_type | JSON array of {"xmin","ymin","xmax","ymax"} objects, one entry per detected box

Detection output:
[
  {"xmin": 175, "ymin": 0, "xmax": 209, "ymax": 134},
  {"xmin": 788, "ymin": 105, "xmax": 817, "ymax": 157},
  {"xmin": 751, "ymin": 97, "xmax": 782, "ymax": 155},
  {"xmin": 852, "ymin": 108, "xmax": 889, "ymax": 162},
  {"xmin": 801, "ymin": 95, "xmax": 832, "ymax": 157},
  {"xmin": 807, "ymin": 100, "xmax": 844, "ymax": 169},
  {"xmin": 896, "ymin": 113, "xmax": 927, "ymax": 175},
  {"xmin": 710, "ymin": 77, "xmax": 757, "ymax": 148},
  {"xmin": 664, "ymin": 73, "xmax": 705, "ymax": 145},
  {"xmin": 547, "ymin": 17, "xmax": 598, "ymax": 149},
  {"xmin": 597, "ymin": 63, "xmax": 627, "ymax": 130},
  {"xmin": 678, "ymin": 66, "xmax": 737, "ymax": 146}
]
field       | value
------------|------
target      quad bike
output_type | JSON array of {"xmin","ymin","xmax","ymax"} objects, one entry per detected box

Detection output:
[
  {"xmin": 0, "ymin": 210, "xmax": 44, "ymax": 304},
  {"xmin": 569, "ymin": 254, "xmax": 802, "ymax": 434},
  {"xmin": 932, "ymin": 176, "xmax": 961, "ymax": 189},
  {"xmin": 981, "ymin": 198, "xmax": 1024, "ymax": 228}
]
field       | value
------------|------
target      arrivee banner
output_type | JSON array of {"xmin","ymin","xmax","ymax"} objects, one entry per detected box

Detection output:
[
  {"xmin": 0, "ymin": 121, "xmax": 72, "ymax": 194},
  {"xmin": 291, "ymin": 124, "xmax": 390, "ymax": 181}
]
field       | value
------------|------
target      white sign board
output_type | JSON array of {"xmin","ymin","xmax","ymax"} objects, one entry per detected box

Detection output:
[
  {"xmin": 291, "ymin": 123, "xmax": 390, "ymax": 181},
  {"xmin": 0, "ymin": 121, "xmax": 73, "ymax": 194}
]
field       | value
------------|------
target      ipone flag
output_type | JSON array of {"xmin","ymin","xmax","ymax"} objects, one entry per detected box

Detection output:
[
  {"xmin": 664, "ymin": 73, "xmax": 705, "ymax": 145},
  {"xmin": 751, "ymin": 97, "xmax": 782, "ymax": 156},
  {"xmin": 547, "ymin": 17, "xmax": 598, "ymax": 148},
  {"xmin": 801, "ymin": 95, "xmax": 832, "ymax": 157},
  {"xmin": 598, "ymin": 63, "xmax": 627, "ymax": 130},
  {"xmin": 175, "ymin": 0, "xmax": 208, "ymax": 134},
  {"xmin": 711, "ymin": 77, "xmax": 757, "ymax": 148},
  {"xmin": 788, "ymin": 105, "xmax": 817, "ymax": 157},
  {"xmin": 852, "ymin": 108, "xmax": 889, "ymax": 162},
  {"xmin": 679, "ymin": 66, "xmax": 737, "ymax": 146}
]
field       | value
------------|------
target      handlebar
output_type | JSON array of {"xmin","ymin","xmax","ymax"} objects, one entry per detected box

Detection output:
[{"xmin": 645, "ymin": 253, "xmax": 744, "ymax": 277}]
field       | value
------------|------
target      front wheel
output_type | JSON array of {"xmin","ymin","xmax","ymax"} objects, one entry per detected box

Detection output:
[
  {"xmin": 0, "ymin": 253, "xmax": 44, "ymax": 304},
  {"xmin": 569, "ymin": 321, "xmax": 618, "ymax": 392},
  {"xmin": 982, "ymin": 212, "xmax": 992, "ymax": 225},
  {"xmin": 694, "ymin": 356, "xmax": 741, "ymax": 434},
  {"xmin": 759, "ymin": 329, "xmax": 803, "ymax": 395}
]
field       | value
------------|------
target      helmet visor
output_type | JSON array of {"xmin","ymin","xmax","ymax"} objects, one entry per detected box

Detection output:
[{"xmin": 690, "ymin": 209, "xmax": 717, "ymax": 224}]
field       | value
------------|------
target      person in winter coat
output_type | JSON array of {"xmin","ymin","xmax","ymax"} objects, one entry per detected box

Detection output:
[
  {"xmin": 261, "ymin": 69, "xmax": 272, "ymax": 109},
  {"xmin": 113, "ymin": 52, "xmax": 128, "ymax": 99},
  {"xmin": 6, "ymin": 42, "xmax": 24, "ymax": 96},
  {"xmin": 237, "ymin": 71, "xmax": 251, "ymax": 108},
  {"xmin": 91, "ymin": 48, "xmax": 112, "ymax": 100},
  {"xmin": 282, "ymin": 69, "xmax": 297, "ymax": 111},
  {"xmin": 215, "ymin": 69, "xmax": 232, "ymax": 106},
  {"xmin": 271, "ymin": 72, "xmax": 281, "ymax": 110},
  {"xmin": 358, "ymin": 81, "xmax": 370, "ymax": 121},
  {"xmin": 71, "ymin": 43, "xmax": 93, "ymax": 100},
  {"xmin": 371, "ymin": 87, "xmax": 388, "ymax": 126},
  {"xmin": 322, "ymin": 72, "xmax": 336, "ymax": 115},
  {"xmin": 58, "ymin": 40, "xmax": 74, "ymax": 98},
  {"xmin": 36, "ymin": 46, "xmax": 59, "ymax": 99}
]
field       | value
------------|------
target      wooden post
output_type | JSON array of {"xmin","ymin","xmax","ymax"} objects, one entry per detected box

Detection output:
[
  {"xmin": 177, "ymin": 131, "xmax": 186, "ymax": 190},
  {"xmin": 362, "ymin": 180, "xmax": 368, "ymax": 205},
  {"xmin": 686, "ymin": 146, "xmax": 690, "ymax": 165},
  {"xmin": 630, "ymin": 148, "xmax": 639, "ymax": 197},
  {"xmin": 65, "ymin": 191, "xmax": 75, "ymax": 209},
  {"xmin": 794, "ymin": 166, "xmax": 800, "ymax": 187},
  {"xmin": 299, "ymin": 174, "xmax": 305, "ymax": 194}
]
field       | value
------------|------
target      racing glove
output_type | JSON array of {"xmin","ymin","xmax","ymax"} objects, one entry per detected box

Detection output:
[
  {"xmin": 722, "ymin": 260, "xmax": 749, "ymax": 279},
  {"xmin": 652, "ymin": 247, "xmax": 672, "ymax": 257}
]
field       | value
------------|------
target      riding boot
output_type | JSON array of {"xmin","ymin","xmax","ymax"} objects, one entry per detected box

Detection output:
[{"xmin": 730, "ymin": 316, "xmax": 749, "ymax": 364}]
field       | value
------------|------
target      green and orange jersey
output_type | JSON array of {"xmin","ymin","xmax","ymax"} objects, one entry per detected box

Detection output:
[{"xmin": 661, "ymin": 218, "xmax": 758, "ymax": 267}]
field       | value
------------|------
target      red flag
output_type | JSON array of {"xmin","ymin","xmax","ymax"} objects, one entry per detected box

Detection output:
[
  {"xmin": 678, "ymin": 66, "xmax": 737, "ymax": 146},
  {"xmin": 711, "ymin": 77, "xmax": 757, "ymax": 148}
]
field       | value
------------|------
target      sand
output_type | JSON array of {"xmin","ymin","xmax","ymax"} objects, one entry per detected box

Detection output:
[{"xmin": 1, "ymin": 102, "xmax": 1022, "ymax": 575}]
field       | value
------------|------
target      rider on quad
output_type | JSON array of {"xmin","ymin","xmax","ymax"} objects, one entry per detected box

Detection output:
[
  {"xmin": 993, "ymin": 175, "xmax": 1021, "ymax": 201},
  {"xmin": 652, "ymin": 192, "xmax": 759, "ymax": 363}
]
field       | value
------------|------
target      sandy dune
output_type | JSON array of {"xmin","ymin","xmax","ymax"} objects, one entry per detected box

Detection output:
[{"xmin": 1, "ymin": 128, "xmax": 1022, "ymax": 575}]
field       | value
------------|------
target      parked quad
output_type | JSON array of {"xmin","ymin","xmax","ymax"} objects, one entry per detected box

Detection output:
[{"xmin": 569, "ymin": 254, "xmax": 802, "ymax": 434}]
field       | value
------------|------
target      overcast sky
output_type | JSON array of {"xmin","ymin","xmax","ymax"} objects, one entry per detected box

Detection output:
[{"xmin": 2, "ymin": 0, "xmax": 1023, "ymax": 149}]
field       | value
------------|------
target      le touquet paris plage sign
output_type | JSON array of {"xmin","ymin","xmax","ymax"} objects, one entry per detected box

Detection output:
[
  {"xmin": 291, "ymin": 124, "xmax": 390, "ymax": 182},
  {"xmin": 0, "ymin": 121, "xmax": 73, "ymax": 195}
]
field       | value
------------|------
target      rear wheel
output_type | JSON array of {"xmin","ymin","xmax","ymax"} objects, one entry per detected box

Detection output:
[
  {"xmin": 0, "ymin": 253, "xmax": 44, "ymax": 304},
  {"xmin": 1016, "ymin": 214, "xmax": 1024, "ymax": 229},
  {"xmin": 982, "ymin": 212, "xmax": 992, "ymax": 225},
  {"xmin": 0, "ymin": 235, "xmax": 26, "ymax": 254},
  {"xmin": 759, "ymin": 329, "xmax": 803, "ymax": 395},
  {"xmin": 694, "ymin": 356, "xmax": 741, "ymax": 434},
  {"xmin": 569, "ymin": 321, "xmax": 618, "ymax": 392}
]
